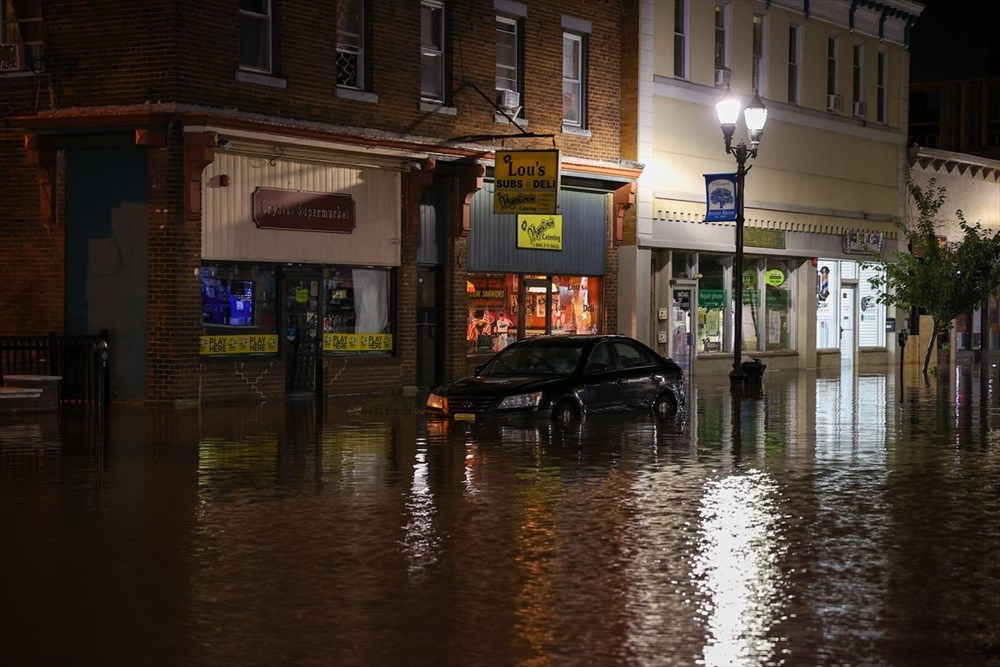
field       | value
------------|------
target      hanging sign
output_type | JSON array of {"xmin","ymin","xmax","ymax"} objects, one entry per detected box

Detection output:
[
  {"xmin": 517, "ymin": 215, "xmax": 563, "ymax": 250},
  {"xmin": 704, "ymin": 173, "xmax": 737, "ymax": 222},
  {"xmin": 494, "ymin": 150, "xmax": 560, "ymax": 214}
]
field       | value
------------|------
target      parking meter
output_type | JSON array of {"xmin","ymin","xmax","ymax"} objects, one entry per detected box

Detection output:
[{"xmin": 897, "ymin": 329, "xmax": 908, "ymax": 348}]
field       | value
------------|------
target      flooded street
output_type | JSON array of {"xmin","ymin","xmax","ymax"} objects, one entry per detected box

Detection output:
[{"xmin": 2, "ymin": 366, "xmax": 998, "ymax": 667}]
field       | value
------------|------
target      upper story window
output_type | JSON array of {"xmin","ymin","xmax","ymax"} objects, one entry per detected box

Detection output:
[
  {"xmin": 421, "ymin": 0, "xmax": 446, "ymax": 102},
  {"xmin": 336, "ymin": 0, "xmax": 366, "ymax": 89},
  {"xmin": 239, "ymin": 0, "xmax": 273, "ymax": 74},
  {"xmin": 752, "ymin": 13, "xmax": 764, "ymax": 93},
  {"xmin": 852, "ymin": 43, "xmax": 864, "ymax": 106},
  {"xmin": 0, "ymin": 0, "xmax": 43, "ymax": 73},
  {"xmin": 714, "ymin": 4, "xmax": 727, "ymax": 76},
  {"xmin": 562, "ymin": 31, "xmax": 586, "ymax": 127},
  {"xmin": 827, "ymin": 35, "xmax": 839, "ymax": 98},
  {"xmin": 787, "ymin": 24, "xmax": 800, "ymax": 104},
  {"xmin": 877, "ymin": 48, "xmax": 888, "ymax": 123},
  {"xmin": 495, "ymin": 10, "xmax": 523, "ymax": 117},
  {"xmin": 673, "ymin": 0, "xmax": 687, "ymax": 79}
]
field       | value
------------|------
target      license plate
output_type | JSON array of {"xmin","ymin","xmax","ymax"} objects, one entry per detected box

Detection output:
[{"xmin": 454, "ymin": 413, "xmax": 476, "ymax": 422}]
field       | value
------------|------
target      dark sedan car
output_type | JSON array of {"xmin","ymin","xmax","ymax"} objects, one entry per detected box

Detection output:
[{"xmin": 426, "ymin": 334, "xmax": 685, "ymax": 423}]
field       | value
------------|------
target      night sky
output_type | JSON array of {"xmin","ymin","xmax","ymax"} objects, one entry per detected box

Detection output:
[{"xmin": 908, "ymin": 0, "xmax": 1000, "ymax": 82}]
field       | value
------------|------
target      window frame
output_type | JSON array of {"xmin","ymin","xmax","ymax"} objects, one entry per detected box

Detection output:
[
  {"xmin": 713, "ymin": 3, "xmax": 728, "ymax": 74},
  {"xmin": 787, "ymin": 24, "xmax": 800, "ymax": 104},
  {"xmin": 495, "ymin": 13, "xmax": 523, "ymax": 116},
  {"xmin": 0, "ymin": 0, "xmax": 44, "ymax": 73},
  {"xmin": 336, "ymin": 0, "xmax": 367, "ymax": 90},
  {"xmin": 827, "ymin": 35, "xmax": 840, "ymax": 98},
  {"xmin": 673, "ymin": 0, "xmax": 687, "ymax": 79},
  {"xmin": 876, "ymin": 48, "xmax": 888, "ymax": 123},
  {"xmin": 562, "ymin": 31, "xmax": 586, "ymax": 128},
  {"xmin": 752, "ymin": 13, "xmax": 765, "ymax": 93},
  {"xmin": 852, "ymin": 42, "xmax": 864, "ymax": 109},
  {"xmin": 421, "ymin": 0, "xmax": 447, "ymax": 103},
  {"xmin": 239, "ymin": 0, "xmax": 274, "ymax": 75}
]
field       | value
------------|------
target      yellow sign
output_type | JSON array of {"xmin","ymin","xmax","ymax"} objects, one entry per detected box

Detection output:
[
  {"xmin": 494, "ymin": 150, "xmax": 560, "ymax": 214},
  {"xmin": 517, "ymin": 215, "xmax": 563, "ymax": 250},
  {"xmin": 323, "ymin": 333, "xmax": 394, "ymax": 352},
  {"xmin": 200, "ymin": 334, "xmax": 279, "ymax": 356}
]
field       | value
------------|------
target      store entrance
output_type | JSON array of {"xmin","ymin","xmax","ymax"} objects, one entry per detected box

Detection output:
[
  {"xmin": 417, "ymin": 267, "xmax": 442, "ymax": 390},
  {"xmin": 671, "ymin": 285, "xmax": 695, "ymax": 384},
  {"xmin": 282, "ymin": 271, "xmax": 322, "ymax": 397},
  {"xmin": 840, "ymin": 285, "xmax": 856, "ymax": 367}
]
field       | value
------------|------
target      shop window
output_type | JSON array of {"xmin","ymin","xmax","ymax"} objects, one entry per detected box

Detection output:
[
  {"xmin": 816, "ymin": 260, "xmax": 840, "ymax": 349},
  {"xmin": 200, "ymin": 263, "xmax": 278, "ymax": 357},
  {"xmin": 764, "ymin": 259, "xmax": 794, "ymax": 351},
  {"xmin": 858, "ymin": 263, "xmax": 886, "ymax": 347},
  {"xmin": 465, "ymin": 273, "xmax": 601, "ymax": 356},
  {"xmin": 697, "ymin": 255, "xmax": 726, "ymax": 352},
  {"xmin": 323, "ymin": 267, "xmax": 394, "ymax": 354},
  {"xmin": 742, "ymin": 258, "xmax": 762, "ymax": 351}
]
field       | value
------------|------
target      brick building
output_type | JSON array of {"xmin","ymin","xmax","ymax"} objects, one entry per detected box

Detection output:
[{"xmin": 0, "ymin": 0, "xmax": 640, "ymax": 404}]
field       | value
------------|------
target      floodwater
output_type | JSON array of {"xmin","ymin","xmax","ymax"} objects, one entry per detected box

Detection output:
[{"xmin": 1, "ymin": 365, "xmax": 998, "ymax": 667}]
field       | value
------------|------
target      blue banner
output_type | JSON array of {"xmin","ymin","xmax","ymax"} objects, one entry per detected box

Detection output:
[{"xmin": 704, "ymin": 173, "xmax": 737, "ymax": 222}]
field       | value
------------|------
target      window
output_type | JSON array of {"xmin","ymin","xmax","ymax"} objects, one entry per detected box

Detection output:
[
  {"xmin": 200, "ymin": 263, "xmax": 278, "ymax": 357},
  {"xmin": 421, "ymin": 0, "xmax": 446, "ymax": 102},
  {"xmin": 752, "ymin": 13, "xmax": 764, "ymax": 93},
  {"xmin": 323, "ymin": 268, "xmax": 394, "ymax": 354},
  {"xmin": 697, "ymin": 255, "xmax": 726, "ymax": 352},
  {"xmin": 827, "ymin": 35, "xmax": 839, "ymax": 98},
  {"xmin": 852, "ymin": 43, "xmax": 863, "ymax": 108},
  {"xmin": 336, "ymin": 0, "xmax": 365, "ymax": 89},
  {"xmin": 562, "ymin": 32, "xmax": 585, "ymax": 126},
  {"xmin": 816, "ymin": 261, "xmax": 839, "ymax": 349},
  {"xmin": 0, "ymin": 0, "xmax": 43, "ymax": 72},
  {"xmin": 496, "ymin": 14, "xmax": 522, "ymax": 115},
  {"xmin": 714, "ymin": 4, "xmax": 727, "ymax": 73},
  {"xmin": 787, "ymin": 25, "xmax": 799, "ymax": 104},
  {"xmin": 877, "ymin": 48, "xmax": 887, "ymax": 123},
  {"xmin": 239, "ymin": 0, "xmax": 273, "ymax": 74},
  {"xmin": 673, "ymin": 0, "xmax": 686, "ymax": 79}
]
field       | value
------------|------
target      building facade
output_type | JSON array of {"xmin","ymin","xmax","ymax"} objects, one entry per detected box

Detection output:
[
  {"xmin": 619, "ymin": 0, "xmax": 922, "ymax": 380},
  {"xmin": 0, "ymin": 0, "xmax": 638, "ymax": 404}
]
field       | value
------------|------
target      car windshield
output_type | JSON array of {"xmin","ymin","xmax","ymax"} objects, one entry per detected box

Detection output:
[{"xmin": 481, "ymin": 344, "xmax": 584, "ymax": 376}]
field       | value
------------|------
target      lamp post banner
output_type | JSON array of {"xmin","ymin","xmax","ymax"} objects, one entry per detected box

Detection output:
[{"xmin": 704, "ymin": 173, "xmax": 738, "ymax": 222}]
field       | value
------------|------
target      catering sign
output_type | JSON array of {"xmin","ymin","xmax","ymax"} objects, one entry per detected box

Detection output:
[
  {"xmin": 494, "ymin": 150, "xmax": 560, "ymax": 214},
  {"xmin": 517, "ymin": 214, "xmax": 563, "ymax": 250}
]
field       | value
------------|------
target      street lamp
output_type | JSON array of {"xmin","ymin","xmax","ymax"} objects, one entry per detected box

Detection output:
[{"xmin": 716, "ymin": 85, "xmax": 767, "ymax": 386}]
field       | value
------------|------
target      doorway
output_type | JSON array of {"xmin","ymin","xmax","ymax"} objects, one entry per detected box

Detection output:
[
  {"xmin": 670, "ymin": 284, "xmax": 695, "ymax": 383},
  {"xmin": 840, "ymin": 285, "xmax": 856, "ymax": 365},
  {"xmin": 282, "ymin": 271, "xmax": 322, "ymax": 397},
  {"xmin": 417, "ymin": 267, "xmax": 443, "ymax": 390}
]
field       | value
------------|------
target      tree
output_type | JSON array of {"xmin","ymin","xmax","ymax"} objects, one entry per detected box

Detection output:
[{"xmin": 865, "ymin": 178, "xmax": 1000, "ymax": 375}]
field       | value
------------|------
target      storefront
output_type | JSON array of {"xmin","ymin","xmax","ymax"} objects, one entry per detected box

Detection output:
[
  {"xmin": 195, "ymin": 131, "xmax": 403, "ymax": 401},
  {"xmin": 464, "ymin": 179, "xmax": 620, "ymax": 365}
]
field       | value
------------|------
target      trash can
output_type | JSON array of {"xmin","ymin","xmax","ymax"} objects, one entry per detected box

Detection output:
[{"xmin": 741, "ymin": 356, "xmax": 766, "ymax": 382}]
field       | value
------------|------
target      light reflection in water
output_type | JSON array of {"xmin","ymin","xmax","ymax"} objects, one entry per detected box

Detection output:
[
  {"xmin": 402, "ymin": 449, "xmax": 439, "ymax": 578},
  {"xmin": 692, "ymin": 470, "xmax": 787, "ymax": 666}
]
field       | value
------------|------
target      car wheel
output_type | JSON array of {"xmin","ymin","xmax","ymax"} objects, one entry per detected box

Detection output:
[
  {"xmin": 553, "ymin": 400, "xmax": 580, "ymax": 425},
  {"xmin": 653, "ymin": 392, "xmax": 678, "ymax": 419}
]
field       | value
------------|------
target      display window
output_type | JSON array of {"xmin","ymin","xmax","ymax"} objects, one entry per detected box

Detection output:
[
  {"xmin": 322, "ymin": 267, "xmax": 394, "ymax": 354},
  {"xmin": 816, "ymin": 260, "xmax": 840, "ymax": 349},
  {"xmin": 466, "ymin": 273, "xmax": 602, "ymax": 356},
  {"xmin": 857, "ymin": 262, "xmax": 886, "ymax": 347},
  {"xmin": 200, "ymin": 263, "xmax": 279, "ymax": 357},
  {"xmin": 696, "ymin": 255, "xmax": 726, "ymax": 352},
  {"xmin": 764, "ymin": 258, "xmax": 794, "ymax": 351}
]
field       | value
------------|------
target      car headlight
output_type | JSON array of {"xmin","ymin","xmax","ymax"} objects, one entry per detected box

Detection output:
[
  {"xmin": 498, "ymin": 392, "xmax": 542, "ymax": 410},
  {"xmin": 426, "ymin": 392, "xmax": 447, "ymax": 411}
]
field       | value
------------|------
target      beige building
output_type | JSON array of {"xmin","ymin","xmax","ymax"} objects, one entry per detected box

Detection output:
[{"xmin": 620, "ymin": 0, "xmax": 923, "ymax": 380}]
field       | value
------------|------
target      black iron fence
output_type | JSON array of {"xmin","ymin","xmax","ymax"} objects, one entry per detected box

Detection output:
[{"xmin": 0, "ymin": 330, "xmax": 109, "ymax": 403}]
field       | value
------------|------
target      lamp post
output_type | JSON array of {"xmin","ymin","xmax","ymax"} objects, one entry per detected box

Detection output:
[{"xmin": 716, "ymin": 86, "xmax": 767, "ymax": 386}]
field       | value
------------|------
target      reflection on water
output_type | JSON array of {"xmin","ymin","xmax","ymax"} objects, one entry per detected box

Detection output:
[{"xmin": 1, "ymin": 365, "xmax": 999, "ymax": 666}]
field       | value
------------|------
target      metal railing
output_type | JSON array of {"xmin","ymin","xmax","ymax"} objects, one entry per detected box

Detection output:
[{"xmin": 0, "ymin": 330, "xmax": 109, "ymax": 403}]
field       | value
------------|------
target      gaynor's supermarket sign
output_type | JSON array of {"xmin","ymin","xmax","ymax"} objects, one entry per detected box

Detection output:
[{"xmin": 252, "ymin": 187, "xmax": 356, "ymax": 233}]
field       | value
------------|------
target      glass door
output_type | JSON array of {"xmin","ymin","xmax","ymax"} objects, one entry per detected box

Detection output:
[{"xmin": 282, "ymin": 271, "xmax": 322, "ymax": 397}]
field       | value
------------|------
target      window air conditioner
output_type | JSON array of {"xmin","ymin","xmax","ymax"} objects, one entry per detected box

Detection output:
[
  {"xmin": 827, "ymin": 94, "xmax": 843, "ymax": 112},
  {"xmin": 715, "ymin": 68, "xmax": 728, "ymax": 87},
  {"xmin": 0, "ymin": 43, "xmax": 22, "ymax": 71},
  {"xmin": 495, "ymin": 88, "xmax": 521, "ymax": 112},
  {"xmin": 853, "ymin": 100, "xmax": 867, "ymax": 117}
]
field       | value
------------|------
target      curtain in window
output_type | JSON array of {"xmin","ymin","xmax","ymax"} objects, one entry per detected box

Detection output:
[{"xmin": 352, "ymin": 268, "xmax": 388, "ymax": 333}]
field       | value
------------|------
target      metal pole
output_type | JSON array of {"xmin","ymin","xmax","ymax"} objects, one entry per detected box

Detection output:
[{"xmin": 730, "ymin": 145, "xmax": 748, "ymax": 385}]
